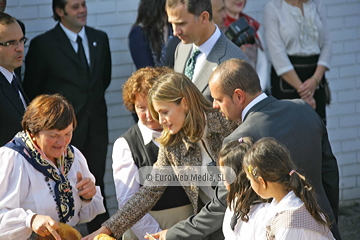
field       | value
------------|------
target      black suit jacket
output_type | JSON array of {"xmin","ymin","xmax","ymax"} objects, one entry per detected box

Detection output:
[
  {"xmin": 167, "ymin": 96, "xmax": 341, "ymax": 240},
  {"xmin": 23, "ymin": 23, "xmax": 111, "ymax": 150},
  {"xmin": 0, "ymin": 73, "xmax": 28, "ymax": 146}
]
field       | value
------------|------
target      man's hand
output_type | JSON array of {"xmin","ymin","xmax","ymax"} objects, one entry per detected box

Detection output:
[{"xmin": 144, "ymin": 229, "xmax": 168, "ymax": 240}]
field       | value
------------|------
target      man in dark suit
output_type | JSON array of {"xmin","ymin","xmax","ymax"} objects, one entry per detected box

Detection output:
[
  {"xmin": 0, "ymin": 12, "xmax": 29, "ymax": 146},
  {"xmin": 167, "ymin": 0, "xmax": 248, "ymax": 100},
  {"xmin": 23, "ymin": 0, "xmax": 111, "ymax": 232},
  {"xmin": 160, "ymin": 58, "xmax": 341, "ymax": 240}
]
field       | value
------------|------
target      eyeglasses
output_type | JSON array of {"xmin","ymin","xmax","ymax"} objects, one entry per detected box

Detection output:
[{"xmin": 0, "ymin": 37, "xmax": 29, "ymax": 47}]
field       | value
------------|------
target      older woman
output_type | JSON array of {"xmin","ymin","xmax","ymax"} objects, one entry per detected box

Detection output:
[{"xmin": 0, "ymin": 94, "xmax": 105, "ymax": 239}]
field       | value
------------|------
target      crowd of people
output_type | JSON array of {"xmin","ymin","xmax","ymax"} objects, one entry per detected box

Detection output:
[{"xmin": 0, "ymin": 0, "xmax": 340, "ymax": 239}]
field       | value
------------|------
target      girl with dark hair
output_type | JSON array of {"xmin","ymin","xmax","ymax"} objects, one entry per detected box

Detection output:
[
  {"xmin": 129, "ymin": 0, "xmax": 172, "ymax": 69},
  {"xmin": 243, "ymin": 137, "xmax": 334, "ymax": 240},
  {"xmin": 219, "ymin": 137, "xmax": 269, "ymax": 239}
]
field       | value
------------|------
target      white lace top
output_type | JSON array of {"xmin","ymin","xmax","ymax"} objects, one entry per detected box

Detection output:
[{"xmin": 264, "ymin": 0, "xmax": 331, "ymax": 76}]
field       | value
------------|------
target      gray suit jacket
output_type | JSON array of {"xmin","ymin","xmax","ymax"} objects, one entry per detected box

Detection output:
[
  {"xmin": 167, "ymin": 96, "xmax": 341, "ymax": 240},
  {"xmin": 174, "ymin": 33, "xmax": 249, "ymax": 100}
]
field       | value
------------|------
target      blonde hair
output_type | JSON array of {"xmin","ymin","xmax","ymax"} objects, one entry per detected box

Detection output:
[{"xmin": 148, "ymin": 72, "xmax": 215, "ymax": 146}]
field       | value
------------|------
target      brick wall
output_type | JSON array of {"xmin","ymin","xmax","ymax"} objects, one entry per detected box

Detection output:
[{"xmin": 6, "ymin": 0, "xmax": 360, "ymax": 214}]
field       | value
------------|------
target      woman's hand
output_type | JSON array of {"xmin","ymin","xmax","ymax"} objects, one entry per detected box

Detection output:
[
  {"xmin": 81, "ymin": 226, "xmax": 112, "ymax": 240},
  {"xmin": 297, "ymin": 77, "xmax": 317, "ymax": 99},
  {"xmin": 145, "ymin": 229, "xmax": 168, "ymax": 240},
  {"xmin": 303, "ymin": 95, "xmax": 316, "ymax": 109},
  {"xmin": 76, "ymin": 171, "xmax": 96, "ymax": 201},
  {"xmin": 31, "ymin": 214, "xmax": 61, "ymax": 240}
]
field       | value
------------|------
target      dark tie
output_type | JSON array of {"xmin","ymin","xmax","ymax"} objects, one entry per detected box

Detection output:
[
  {"xmin": 11, "ymin": 75, "xmax": 24, "ymax": 109},
  {"xmin": 184, "ymin": 47, "xmax": 201, "ymax": 80},
  {"xmin": 76, "ymin": 36, "xmax": 89, "ymax": 72}
]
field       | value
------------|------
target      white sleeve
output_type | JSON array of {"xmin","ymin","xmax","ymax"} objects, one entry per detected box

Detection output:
[
  {"xmin": 264, "ymin": 2, "xmax": 294, "ymax": 76},
  {"xmin": 0, "ymin": 147, "xmax": 34, "ymax": 239},
  {"xmin": 73, "ymin": 147, "xmax": 106, "ymax": 223},
  {"xmin": 255, "ymin": 29, "xmax": 270, "ymax": 92},
  {"xmin": 316, "ymin": 0, "xmax": 332, "ymax": 70},
  {"xmin": 112, "ymin": 138, "xmax": 161, "ymax": 239}
]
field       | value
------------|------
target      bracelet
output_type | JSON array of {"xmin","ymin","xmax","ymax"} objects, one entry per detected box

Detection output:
[
  {"xmin": 311, "ymin": 75, "xmax": 321, "ymax": 86},
  {"xmin": 80, "ymin": 196, "xmax": 92, "ymax": 202}
]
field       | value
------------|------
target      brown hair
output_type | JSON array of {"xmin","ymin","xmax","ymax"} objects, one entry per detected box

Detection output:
[
  {"xmin": 22, "ymin": 94, "xmax": 77, "ymax": 135},
  {"xmin": 219, "ymin": 137, "xmax": 263, "ymax": 222},
  {"xmin": 243, "ymin": 137, "xmax": 330, "ymax": 227},
  {"xmin": 210, "ymin": 58, "xmax": 261, "ymax": 98},
  {"xmin": 122, "ymin": 67, "xmax": 173, "ymax": 112},
  {"xmin": 148, "ymin": 72, "xmax": 215, "ymax": 146},
  {"xmin": 0, "ymin": 12, "xmax": 16, "ymax": 25}
]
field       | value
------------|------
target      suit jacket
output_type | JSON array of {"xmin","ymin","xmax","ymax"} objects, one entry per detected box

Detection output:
[
  {"xmin": 174, "ymin": 33, "xmax": 249, "ymax": 99},
  {"xmin": 166, "ymin": 96, "xmax": 341, "ymax": 240},
  {"xmin": 23, "ymin": 23, "xmax": 111, "ymax": 151},
  {"xmin": 102, "ymin": 111, "xmax": 238, "ymax": 239},
  {"xmin": 0, "ymin": 73, "xmax": 28, "ymax": 146}
]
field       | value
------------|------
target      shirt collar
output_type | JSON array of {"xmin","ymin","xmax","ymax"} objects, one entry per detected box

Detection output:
[
  {"xmin": 242, "ymin": 93, "xmax": 267, "ymax": 122},
  {"xmin": 60, "ymin": 22, "xmax": 86, "ymax": 43},
  {"xmin": 0, "ymin": 66, "xmax": 14, "ymax": 84},
  {"xmin": 195, "ymin": 25, "xmax": 221, "ymax": 56},
  {"xmin": 137, "ymin": 121, "xmax": 162, "ymax": 146}
]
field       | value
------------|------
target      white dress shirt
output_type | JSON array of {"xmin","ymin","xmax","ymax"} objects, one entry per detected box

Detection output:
[
  {"xmin": 60, "ymin": 23, "xmax": 90, "ymax": 65},
  {"xmin": 192, "ymin": 26, "xmax": 221, "ymax": 80},
  {"xmin": 112, "ymin": 121, "xmax": 162, "ymax": 239},
  {"xmin": 242, "ymin": 93, "xmax": 267, "ymax": 122},
  {"xmin": 0, "ymin": 66, "xmax": 27, "ymax": 108},
  {"xmin": 0, "ymin": 145, "xmax": 105, "ymax": 239},
  {"xmin": 264, "ymin": 0, "xmax": 331, "ymax": 76}
]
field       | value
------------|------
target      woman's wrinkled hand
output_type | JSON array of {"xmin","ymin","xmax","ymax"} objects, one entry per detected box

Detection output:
[
  {"xmin": 31, "ymin": 214, "xmax": 61, "ymax": 240},
  {"xmin": 76, "ymin": 171, "xmax": 96, "ymax": 201}
]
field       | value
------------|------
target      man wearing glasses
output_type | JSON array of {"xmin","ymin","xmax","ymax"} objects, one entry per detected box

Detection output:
[
  {"xmin": 23, "ymin": 0, "xmax": 111, "ymax": 233},
  {"xmin": 0, "ymin": 12, "xmax": 29, "ymax": 146}
]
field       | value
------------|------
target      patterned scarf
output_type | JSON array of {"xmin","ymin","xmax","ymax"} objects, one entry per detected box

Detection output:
[{"xmin": 5, "ymin": 131, "xmax": 75, "ymax": 223}]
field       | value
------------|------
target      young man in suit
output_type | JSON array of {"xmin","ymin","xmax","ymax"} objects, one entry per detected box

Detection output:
[
  {"xmin": 0, "ymin": 12, "xmax": 29, "ymax": 146},
  {"xmin": 23, "ymin": 0, "xmax": 111, "ymax": 232},
  {"xmin": 167, "ymin": 0, "xmax": 249, "ymax": 100},
  {"xmin": 149, "ymin": 59, "xmax": 341, "ymax": 240}
]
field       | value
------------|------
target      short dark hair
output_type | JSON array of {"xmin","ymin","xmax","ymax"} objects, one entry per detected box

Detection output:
[
  {"xmin": 0, "ymin": 12, "xmax": 16, "ymax": 25},
  {"xmin": 210, "ymin": 58, "xmax": 261, "ymax": 97},
  {"xmin": 52, "ymin": 0, "xmax": 67, "ymax": 21},
  {"xmin": 22, "ymin": 94, "xmax": 77, "ymax": 135},
  {"xmin": 166, "ymin": 0, "xmax": 213, "ymax": 21}
]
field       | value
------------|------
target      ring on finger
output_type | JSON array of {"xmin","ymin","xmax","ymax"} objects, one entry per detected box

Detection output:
[
  {"xmin": 308, "ymin": 91, "xmax": 312, "ymax": 95},
  {"xmin": 44, "ymin": 229, "xmax": 49, "ymax": 234}
]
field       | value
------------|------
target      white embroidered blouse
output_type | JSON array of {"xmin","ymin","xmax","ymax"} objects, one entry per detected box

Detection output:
[
  {"xmin": 264, "ymin": 0, "xmax": 331, "ymax": 76},
  {"xmin": 0, "ymin": 145, "xmax": 105, "ymax": 239}
]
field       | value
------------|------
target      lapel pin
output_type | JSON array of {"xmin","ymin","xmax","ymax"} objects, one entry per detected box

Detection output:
[{"xmin": 93, "ymin": 42, "xmax": 97, "ymax": 47}]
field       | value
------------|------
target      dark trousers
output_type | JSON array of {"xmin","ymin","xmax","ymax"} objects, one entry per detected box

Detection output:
[
  {"xmin": 271, "ymin": 55, "xmax": 327, "ymax": 125},
  {"xmin": 75, "ymin": 129, "xmax": 110, "ymax": 232}
]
